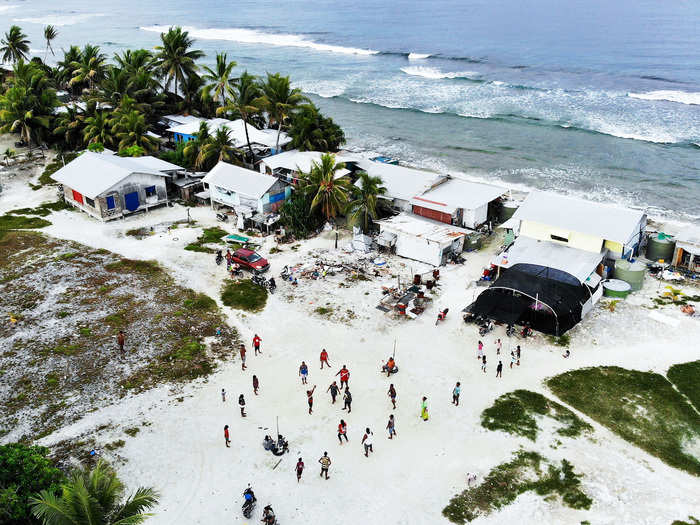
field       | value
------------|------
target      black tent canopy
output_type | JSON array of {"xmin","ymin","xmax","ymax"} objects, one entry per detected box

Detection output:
[{"xmin": 468, "ymin": 263, "xmax": 592, "ymax": 336}]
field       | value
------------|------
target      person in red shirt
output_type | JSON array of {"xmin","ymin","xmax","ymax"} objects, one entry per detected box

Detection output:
[
  {"xmin": 336, "ymin": 365, "xmax": 350, "ymax": 390},
  {"xmin": 224, "ymin": 425, "xmax": 230, "ymax": 447},
  {"xmin": 239, "ymin": 344, "xmax": 247, "ymax": 370},
  {"xmin": 306, "ymin": 385, "xmax": 316, "ymax": 414},
  {"xmin": 253, "ymin": 334, "xmax": 262, "ymax": 355},
  {"xmin": 320, "ymin": 348, "xmax": 330, "ymax": 369},
  {"xmin": 295, "ymin": 457, "xmax": 305, "ymax": 482},
  {"xmin": 337, "ymin": 419, "xmax": 348, "ymax": 444}
]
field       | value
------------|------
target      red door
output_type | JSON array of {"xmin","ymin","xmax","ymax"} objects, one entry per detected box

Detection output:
[{"xmin": 72, "ymin": 190, "xmax": 84, "ymax": 204}]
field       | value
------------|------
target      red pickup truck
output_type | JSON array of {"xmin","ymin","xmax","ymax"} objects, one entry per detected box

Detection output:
[{"xmin": 231, "ymin": 248, "xmax": 270, "ymax": 274}]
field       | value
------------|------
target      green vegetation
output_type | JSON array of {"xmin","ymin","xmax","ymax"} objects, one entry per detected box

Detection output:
[
  {"xmin": 547, "ymin": 366, "xmax": 700, "ymax": 476},
  {"xmin": 104, "ymin": 440, "xmax": 126, "ymax": 451},
  {"xmin": 104, "ymin": 258, "xmax": 162, "ymax": 276},
  {"xmin": 0, "ymin": 214, "xmax": 51, "ymax": 230},
  {"xmin": 185, "ymin": 226, "xmax": 228, "ymax": 253},
  {"xmin": 183, "ymin": 292, "xmax": 217, "ymax": 311},
  {"xmin": 30, "ymin": 459, "xmax": 159, "ymax": 525},
  {"xmin": 38, "ymin": 153, "xmax": 80, "ymax": 187},
  {"xmin": 0, "ymin": 443, "xmax": 64, "ymax": 525},
  {"xmin": 442, "ymin": 451, "xmax": 592, "ymax": 523},
  {"xmin": 314, "ymin": 306, "xmax": 334, "ymax": 317},
  {"xmin": 289, "ymin": 102, "xmax": 346, "ymax": 152},
  {"xmin": 124, "ymin": 427, "xmax": 140, "ymax": 437},
  {"xmin": 547, "ymin": 333, "xmax": 571, "ymax": 347},
  {"xmin": 672, "ymin": 517, "xmax": 699, "ymax": 525},
  {"xmin": 7, "ymin": 200, "xmax": 72, "ymax": 217},
  {"xmin": 481, "ymin": 389, "xmax": 592, "ymax": 441},
  {"xmin": 667, "ymin": 360, "xmax": 700, "ymax": 411},
  {"xmin": 221, "ymin": 279, "xmax": 268, "ymax": 312}
]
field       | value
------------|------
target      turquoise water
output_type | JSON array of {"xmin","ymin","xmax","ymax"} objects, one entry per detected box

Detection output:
[{"xmin": 3, "ymin": 0, "xmax": 699, "ymax": 222}]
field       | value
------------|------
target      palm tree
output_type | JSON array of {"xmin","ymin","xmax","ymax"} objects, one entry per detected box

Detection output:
[
  {"xmin": 83, "ymin": 111, "xmax": 113, "ymax": 147},
  {"xmin": 69, "ymin": 44, "xmax": 107, "ymax": 92},
  {"xmin": 114, "ymin": 48, "xmax": 154, "ymax": 74},
  {"xmin": 30, "ymin": 459, "xmax": 159, "ymax": 525},
  {"xmin": 154, "ymin": 26, "xmax": 204, "ymax": 98},
  {"xmin": 196, "ymin": 126, "xmax": 239, "ymax": 170},
  {"xmin": 43, "ymin": 25, "xmax": 58, "ymax": 62},
  {"xmin": 179, "ymin": 72, "xmax": 204, "ymax": 115},
  {"xmin": 289, "ymin": 103, "xmax": 346, "ymax": 152},
  {"xmin": 54, "ymin": 105, "xmax": 86, "ymax": 149},
  {"xmin": 220, "ymin": 71, "xmax": 260, "ymax": 160},
  {"xmin": 112, "ymin": 109, "xmax": 159, "ymax": 152},
  {"xmin": 183, "ymin": 120, "xmax": 210, "ymax": 167},
  {"xmin": 257, "ymin": 72, "xmax": 308, "ymax": 152},
  {"xmin": 201, "ymin": 52, "xmax": 236, "ymax": 107},
  {"xmin": 300, "ymin": 153, "xmax": 350, "ymax": 220},
  {"xmin": 1, "ymin": 25, "xmax": 30, "ymax": 64},
  {"xmin": 346, "ymin": 172, "xmax": 387, "ymax": 232},
  {"xmin": 56, "ymin": 45, "xmax": 82, "ymax": 94}
]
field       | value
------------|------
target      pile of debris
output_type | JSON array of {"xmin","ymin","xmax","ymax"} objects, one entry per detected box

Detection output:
[{"xmin": 377, "ymin": 269, "xmax": 442, "ymax": 319}]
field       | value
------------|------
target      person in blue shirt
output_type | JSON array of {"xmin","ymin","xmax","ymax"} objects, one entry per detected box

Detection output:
[
  {"xmin": 299, "ymin": 361, "xmax": 309, "ymax": 385},
  {"xmin": 452, "ymin": 382, "xmax": 461, "ymax": 406}
]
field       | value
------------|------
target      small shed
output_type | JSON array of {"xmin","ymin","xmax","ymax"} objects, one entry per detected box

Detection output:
[
  {"xmin": 378, "ymin": 213, "xmax": 469, "ymax": 266},
  {"xmin": 672, "ymin": 225, "xmax": 700, "ymax": 273},
  {"xmin": 202, "ymin": 161, "xmax": 291, "ymax": 215},
  {"xmin": 51, "ymin": 152, "xmax": 171, "ymax": 221},
  {"xmin": 410, "ymin": 178, "xmax": 507, "ymax": 229}
]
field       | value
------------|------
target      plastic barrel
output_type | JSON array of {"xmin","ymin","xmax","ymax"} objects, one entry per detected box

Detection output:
[
  {"xmin": 613, "ymin": 259, "xmax": 645, "ymax": 291},
  {"xmin": 499, "ymin": 201, "xmax": 519, "ymax": 223},
  {"xmin": 647, "ymin": 234, "xmax": 675, "ymax": 262},
  {"xmin": 603, "ymin": 279, "xmax": 632, "ymax": 298}
]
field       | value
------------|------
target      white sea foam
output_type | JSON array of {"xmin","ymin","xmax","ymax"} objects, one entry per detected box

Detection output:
[
  {"xmin": 400, "ymin": 66, "xmax": 478, "ymax": 80},
  {"xmin": 628, "ymin": 90, "xmax": 700, "ymax": 106},
  {"xmin": 408, "ymin": 53, "xmax": 431, "ymax": 60},
  {"xmin": 0, "ymin": 5, "xmax": 18, "ymax": 13},
  {"xmin": 140, "ymin": 25, "xmax": 379, "ymax": 56},
  {"xmin": 14, "ymin": 13, "xmax": 106, "ymax": 26}
]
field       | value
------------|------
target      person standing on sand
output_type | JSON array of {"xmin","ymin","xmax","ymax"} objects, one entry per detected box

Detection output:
[
  {"xmin": 319, "ymin": 452, "xmax": 331, "ymax": 479},
  {"xmin": 386, "ymin": 414, "xmax": 396, "ymax": 439},
  {"xmin": 342, "ymin": 388, "xmax": 352, "ymax": 413},
  {"xmin": 239, "ymin": 394, "xmax": 246, "ymax": 417},
  {"xmin": 477, "ymin": 340, "xmax": 483, "ymax": 359},
  {"xmin": 452, "ymin": 382, "xmax": 461, "ymax": 406},
  {"xmin": 516, "ymin": 345, "xmax": 521, "ymax": 366},
  {"xmin": 421, "ymin": 397, "xmax": 429, "ymax": 421},
  {"xmin": 239, "ymin": 344, "xmax": 247, "ymax": 370},
  {"xmin": 224, "ymin": 424, "xmax": 230, "ymax": 447},
  {"xmin": 327, "ymin": 381, "xmax": 339, "ymax": 403},
  {"xmin": 253, "ymin": 334, "xmax": 262, "ymax": 355},
  {"xmin": 338, "ymin": 419, "xmax": 348, "ymax": 444},
  {"xmin": 388, "ymin": 384, "xmax": 397, "ymax": 409},
  {"xmin": 361, "ymin": 428, "xmax": 374, "ymax": 457},
  {"xmin": 496, "ymin": 361, "xmax": 503, "ymax": 378},
  {"xmin": 299, "ymin": 361, "xmax": 309, "ymax": 384},
  {"xmin": 295, "ymin": 457, "xmax": 305, "ymax": 482},
  {"xmin": 495, "ymin": 338, "xmax": 502, "ymax": 355},
  {"xmin": 307, "ymin": 385, "xmax": 316, "ymax": 414},
  {"xmin": 320, "ymin": 348, "xmax": 330, "ymax": 369},
  {"xmin": 221, "ymin": 388, "xmax": 226, "ymax": 402},
  {"xmin": 253, "ymin": 375, "xmax": 259, "ymax": 395},
  {"xmin": 510, "ymin": 350, "xmax": 516, "ymax": 369},
  {"xmin": 481, "ymin": 355, "xmax": 487, "ymax": 373},
  {"xmin": 117, "ymin": 330, "xmax": 125, "ymax": 353},
  {"xmin": 336, "ymin": 365, "xmax": 350, "ymax": 390}
]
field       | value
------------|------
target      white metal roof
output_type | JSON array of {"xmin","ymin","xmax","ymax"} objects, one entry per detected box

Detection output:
[
  {"xmin": 492, "ymin": 236, "xmax": 604, "ymax": 283},
  {"xmin": 167, "ymin": 118, "xmax": 291, "ymax": 148},
  {"xmin": 511, "ymin": 191, "xmax": 646, "ymax": 244},
  {"xmin": 261, "ymin": 150, "xmax": 350, "ymax": 178},
  {"xmin": 202, "ymin": 161, "xmax": 278, "ymax": 199},
  {"xmin": 378, "ymin": 213, "xmax": 469, "ymax": 246},
  {"xmin": 353, "ymin": 161, "xmax": 446, "ymax": 202},
  {"xmin": 131, "ymin": 156, "xmax": 183, "ymax": 173},
  {"xmin": 50, "ymin": 152, "xmax": 170, "ymax": 199},
  {"xmin": 162, "ymin": 114, "xmax": 202, "ymax": 126},
  {"xmin": 410, "ymin": 178, "xmax": 506, "ymax": 213},
  {"xmin": 676, "ymin": 225, "xmax": 700, "ymax": 247}
]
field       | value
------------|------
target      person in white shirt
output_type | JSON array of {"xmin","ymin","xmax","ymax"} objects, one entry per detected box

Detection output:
[{"xmin": 361, "ymin": 427, "xmax": 374, "ymax": 457}]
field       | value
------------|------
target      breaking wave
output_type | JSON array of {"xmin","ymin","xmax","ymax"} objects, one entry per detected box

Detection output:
[
  {"xmin": 140, "ymin": 25, "xmax": 379, "ymax": 56},
  {"xmin": 628, "ymin": 90, "xmax": 700, "ymax": 105},
  {"xmin": 408, "ymin": 53, "xmax": 431, "ymax": 60},
  {"xmin": 400, "ymin": 66, "xmax": 479, "ymax": 80},
  {"xmin": 14, "ymin": 13, "xmax": 106, "ymax": 26}
]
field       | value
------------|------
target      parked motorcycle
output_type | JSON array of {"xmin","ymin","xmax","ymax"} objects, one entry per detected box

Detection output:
[
  {"xmin": 216, "ymin": 212, "xmax": 228, "ymax": 222},
  {"xmin": 242, "ymin": 486, "xmax": 256, "ymax": 518},
  {"xmin": 251, "ymin": 274, "xmax": 267, "ymax": 287},
  {"xmin": 215, "ymin": 250, "xmax": 223, "ymax": 266},
  {"xmin": 479, "ymin": 319, "xmax": 494, "ymax": 336},
  {"xmin": 280, "ymin": 265, "xmax": 290, "ymax": 280},
  {"xmin": 267, "ymin": 277, "xmax": 277, "ymax": 294},
  {"xmin": 505, "ymin": 324, "xmax": 515, "ymax": 337}
]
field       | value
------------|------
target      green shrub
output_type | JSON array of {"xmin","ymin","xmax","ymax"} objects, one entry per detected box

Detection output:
[
  {"xmin": 0, "ymin": 215, "xmax": 51, "ymax": 230},
  {"xmin": 221, "ymin": 280, "xmax": 267, "ymax": 312}
]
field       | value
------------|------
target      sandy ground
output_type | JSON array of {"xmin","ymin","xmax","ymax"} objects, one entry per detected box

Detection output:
[{"xmin": 2, "ymin": 164, "xmax": 700, "ymax": 525}]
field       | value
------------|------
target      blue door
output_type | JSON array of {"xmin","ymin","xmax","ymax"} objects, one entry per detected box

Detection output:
[
  {"xmin": 124, "ymin": 192, "xmax": 139, "ymax": 211},
  {"xmin": 106, "ymin": 195, "xmax": 115, "ymax": 209}
]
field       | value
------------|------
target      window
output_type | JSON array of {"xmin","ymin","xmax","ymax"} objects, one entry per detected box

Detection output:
[
  {"xmin": 145, "ymin": 186, "xmax": 156, "ymax": 197},
  {"xmin": 550, "ymin": 234, "xmax": 569, "ymax": 243},
  {"xmin": 85, "ymin": 197, "xmax": 95, "ymax": 208}
]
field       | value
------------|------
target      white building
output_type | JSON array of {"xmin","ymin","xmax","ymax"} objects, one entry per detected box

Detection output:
[
  {"xmin": 378, "ymin": 213, "xmax": 469, "ymax": 267},
  {"xmin": 409, "ymin": 178, "xmax": 507, "ymax": 229},
  {"xmin": 51, "ymin": 152, "xmax": 179, "ymax": 221},
  {"xmin": 259, "ymin": 150, "xmax": 352, "ymax": 183},
  {"xmin": 672, "ymin": 225, "xmax": 700, "ymax": 273}
]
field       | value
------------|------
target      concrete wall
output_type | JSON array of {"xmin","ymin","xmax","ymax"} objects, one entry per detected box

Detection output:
[{"xmin": 520, "ymin": 220, "xmax": 604, "ymax": 253}]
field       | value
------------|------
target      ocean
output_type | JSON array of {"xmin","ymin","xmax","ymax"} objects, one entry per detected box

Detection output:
[{"xmin": 3, "ymin": 0, "xmax": 699, "ymax": 224}]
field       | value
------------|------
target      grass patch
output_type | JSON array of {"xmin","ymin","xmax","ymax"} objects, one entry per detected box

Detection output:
[
  {"xmin": 547, "ymin": 334, "xmax": 571, "ymax": 347},
  {"xmin": 105, "ymin": 439, "xmax": 125, "ymax": 451},
  {"xmin": 667, "ymin": 360, "xmax": 700, "ymax": 412},
  {"xmin": 104, "ymin": 259, "xmax": 162, "ymax": 276},
  {"xmin": 56, "ymin": 252, "xmax": 78, "ymax": 260},
  {"xmin": 0, "ymin": 214, "xmax": 51, "ymax": 230},
  {"xmin": 50, "ymin": 344, "xmax": 81, "ymax": 356},
  {"xmin": 185, "ymin": 227, "xmax": 228, "ymax": 254},
  {"xmin": 183, "ymin": 292, "xmax": 217, "ymax": 312},
  {"xmin": 314, "ymin": 306, "xmax": 333, "ymax": 316},
  {"xmin": 6, "ymin": 200, "xmax": 72, "ymax": 217},
  {"xmin": 547, "ymin": 366, "xmax": 700, "ymax": 476},
  {"xmin": 673, "ymin": 517, "xmax": 699, "ymax": 525},
  {"xmin": 481, "ymin": 389, "xmax": 592, "ymax": 441},
  {"xmin": 124, "ymin": 427, "xmax": 140, "ymax": 437},
  {"xmin": 221, "ymin": 280, "xmax": 267, "ymax": 313},
  {"xmin": 269, "ymin": 246, "xmax": 282, "ymax": 254},
  {"xmin": 38, "ymin": 153, "xmax": 79, "ymax": 187},
  {"xmin": 103, "ymin": 311, "xmax": 128, "ymax": 328},
  {"xmin": 442, "ymin": 450, "xmax": 591, "ymax": 523}
]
